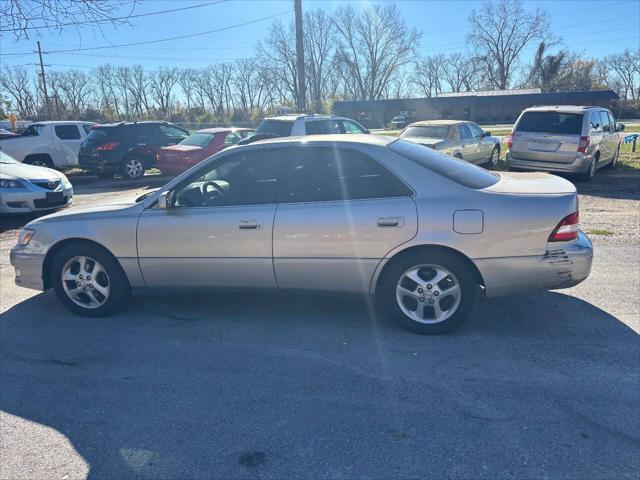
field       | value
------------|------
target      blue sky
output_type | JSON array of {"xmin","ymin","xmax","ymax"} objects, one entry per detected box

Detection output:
[{"xmin": 1, "ymin": 0, "xmax": 638, "ymax": 73}]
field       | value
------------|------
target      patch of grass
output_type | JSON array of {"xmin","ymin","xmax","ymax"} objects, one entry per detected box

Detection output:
[
  {"xmin": 588, "ymin": 229, "xmax": 613, "ymax": 236},
  {"xmin": 617, "ymin": 143, "xmax": 640, "ymax": 170}
]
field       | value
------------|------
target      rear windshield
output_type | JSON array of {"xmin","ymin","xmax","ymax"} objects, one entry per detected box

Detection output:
[
  {"xmin": 388, "ymin": 139, "xmax": 499, "ymax": 189},
  {"xmin": 256, "ymin": 119, "xmax": 294, "ymax": 137},
  {"xmin": 516, "ymin": 112, "xmax": 583, "ymax": 135},
  {"xmin": 181, "ymin": 132, "xmax": 215, "ymax": 147},
  {"xmin": 400, "ymin": 125, "xmax": 451, "ymax": 139},
  {"xmin": 84, "ymin": 128, "xmax": 114, "ymax": 146}
]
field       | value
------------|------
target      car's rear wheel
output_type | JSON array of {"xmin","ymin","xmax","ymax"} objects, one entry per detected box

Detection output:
[
  {"xmin": 121, "ymin": 157, "xmax": 145, "ymax": 180},
  {"xmin": 51, "ymin": 243, "xmax": 130, "ymax": 316},
  {"xmin": 578, "ymin": 155, "xmax": 597, "ymax": 182},
  {"xmin": 604, "ymin": 146, "xmax": 620, "ymax": 170},
  {"xmin": 25, "ymin": 155, "xmax": 54, "ymax": 168},
  {"xmin": 379, "ymin": 250, "xmax": 476, "ymax": 334}
]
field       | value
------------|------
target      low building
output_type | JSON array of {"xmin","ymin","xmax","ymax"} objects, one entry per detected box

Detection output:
[{"xmin": 332, "ymin": 89, "xmax": 620, "ymax": 128}]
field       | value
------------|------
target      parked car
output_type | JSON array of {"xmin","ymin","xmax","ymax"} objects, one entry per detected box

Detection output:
[
  {"xmin": 238, "ymin": 115, "xmax": 369, "ymax": 144},
  {"xmin": 0, "ymin": 128, "xmax": 17, "ymax": 139},
  {"xmin": 0, "ymin": 151, "xmax": 73, "ymax": 214},
  {"xmin": 399, "ymin": 120, "xmax": 502, "ymax": 166},
  {"xmin": 78, "ymin": 121, "xmax": 189, "ymax": 179},
  {"xmin": 0, "ymin": 121, "xmax": 95, "ymax": 169},
  {"xmin": 11, "ymin": 135, "xmax": 592, "ymax": 334},
  {"xmin": 157, "ymin": 127, "xmax": 254, "ymax": 176},
  {"xmin": 506, "ymin": 106, "xmax": 624, "ymax": 181}
]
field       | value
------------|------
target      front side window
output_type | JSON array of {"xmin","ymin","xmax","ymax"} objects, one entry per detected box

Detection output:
[
  {"xmin": 590, "ymin": 112, "xmax": 603, "ymax": 133},
  {"xmin": 468, "ymin": 123, "xmax": 484, "ymax": 138},
  {"xmin": 55, "ymin": 125, "xmax": 81, "ymax": 140},
  {"xmin": 278, "ymin": 147, "xmax": 412, "ymax": 203},
  {"xmin": 224, "ymin": 132, "xmax": 242, "ymax": 145},
  {"xmin": 341, "ymin": 120, "xmax": 366, "ymax": 134},
  {"xmin": 160, "ymin": 124, "xmax": 188, "ymax": 139},
  {"xmin": 21, "ymin": 125, "xmax": 45, "ymax": 137},
  {"xmin": 174, "ymin": 150, "xmax": 279, "ymax": 208},
  {"xmin": 606, "ymin": 112, "xmax": 616, "ymax": 132}
]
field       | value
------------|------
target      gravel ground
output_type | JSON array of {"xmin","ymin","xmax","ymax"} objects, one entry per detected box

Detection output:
[{"xmin": 1, "ymin": 169, "xmax": 638, "ymax": 479}]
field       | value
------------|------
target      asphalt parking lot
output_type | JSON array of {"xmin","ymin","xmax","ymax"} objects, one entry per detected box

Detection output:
[{"xmin": 1, "ymin": 171, "xmax": 639, "ymax": 479}]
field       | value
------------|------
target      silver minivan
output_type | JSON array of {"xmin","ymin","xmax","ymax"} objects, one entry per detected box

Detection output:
[{"xmin": 506, "ymin": 106, "xmax": 624, "ymax": 180}]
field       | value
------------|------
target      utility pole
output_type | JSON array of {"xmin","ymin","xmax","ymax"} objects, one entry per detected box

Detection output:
[
  {"xmin": 294, "ymin": 0, "xmax": 306, "ymax": 113},
  {"xmin": 36, "ymin": 41, "xmax": 51, "ymax": 119}
]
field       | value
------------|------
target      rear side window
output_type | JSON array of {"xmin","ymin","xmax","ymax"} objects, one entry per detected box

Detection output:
[
  {"xmin": 84, "ymin": 128, "xmax": 113, "ymax": 146},
  {"xmin": 389, "ymin": 139, "xmax": 499, "ymax": 190},
  {"xmin": 305, "ymin": 120, "xmax": 341, "ymax": 135},
  {"xmin": 278, "ymin": 147, "xmax": 412, "ymax": 203},
  {"xmin": 55, "ymin": 125, "xmax": 81, "ymax": 140},
  {"xmin": 458, "ymin": 124, "xmax": 473, "ymax": 140},
  {"xmin": 341, "ymin": 120, "xmax": 366, "ymax": 134},
  {"xmin": 256, "ymin": 120, "xmax": 294, "ymax": 137},
  {"xmin": 516, "ymin": 112, "xmax": 583, "ymax": 135}
]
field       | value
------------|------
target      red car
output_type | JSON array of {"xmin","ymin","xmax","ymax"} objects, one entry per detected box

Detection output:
[{"xmin": 156, "ymin": 128, "xmax": 254, "ymax": 175}]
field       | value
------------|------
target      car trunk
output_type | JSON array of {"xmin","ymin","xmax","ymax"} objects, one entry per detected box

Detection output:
[
  {"xmin": 510, "ymin": 111, "xmax": 584, "ymax": 164},
  {"xmin": 485, "ymin": 171, "xmax": 576, "ymax": 194},
  {"xmin": 158, "ymin": 145, "xmax": 207, "ymax": 171},
  {"xmin": 402, "ymin": 137, "xmax": 445, "ymax": 149}
]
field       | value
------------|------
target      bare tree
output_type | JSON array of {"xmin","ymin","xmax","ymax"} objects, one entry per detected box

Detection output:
[
  {"xmin": 257, "ymin": 20, "xmax": 298, "ymax": 107},
  {"xmin": 441, "ymin": 53, "xmax": 481, "ymax": 92},
  {"xmin": 412, "ymin": 55, "xmax": 446, "ymax": 97},
  {"xmin": 333, "ymin": 4, "xmax": 419, "ymax": 100},
  {"xmin": 149, "ymin": 67, "xmax": 179, "ymax": 118},
  {"xmin": 94, "ymin": 64, "xmax": 120, "ymax": 118},
  {"xmin": 605, "ymin": 49, "xmax": 640, "ymax": 101},
  {"xmin": 468, "ymin": 0, "xmax": 550, "ymax": 90},
  {"xmin": 1, "ymin": 0, "xmax": 136, "ymax": 40},
  {"xmin": 0, "ymin": 66, "xmax": 38, "ymax": 118},
  {"xmin": 128, "ymin": 65, "xmax": 151, "ymax": 117},
  {"xmin": 303, "ymin": 9, "xmax": 336, "ymax": 112}
]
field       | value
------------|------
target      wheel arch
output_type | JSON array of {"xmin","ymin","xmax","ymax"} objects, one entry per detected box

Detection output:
[
  {"xmin": 24, "ymin": 152, "xmax": 53, "ymax": 164},
  {"xmin": 372, "ymin": 244, "xmax": 485, "ymax": 295},
  {"xmin": 42, "ymin": 237, "xmax": 130, "ymax": 290}
]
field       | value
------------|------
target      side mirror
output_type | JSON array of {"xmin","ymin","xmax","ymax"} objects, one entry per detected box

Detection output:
[
  {"xmin": 483, "ymin": 131, "xmax": 492, "ymax": 137},
  {"xmin": 616, "ymin": 123, "xmax": 625, "ymax": 132},
  {"xmin": 157, "ymin": 190, "xmax": 174, "ymax": 209}
]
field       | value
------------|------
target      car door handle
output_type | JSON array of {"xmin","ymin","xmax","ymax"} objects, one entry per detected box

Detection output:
[
  {"xmin": 239, "ymin": 220, "xmax": 259, "ymax": 230},
  {"xmin": 377, "ymin": 217, "xmax": 402, "ymax": 227}
]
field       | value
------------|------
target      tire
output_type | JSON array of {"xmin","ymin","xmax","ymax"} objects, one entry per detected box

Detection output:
[
  {"xmin": 604, "ymin": 146, "xmax": 619, "ymax": 170},
  {"xmin": 577, "ymin": 155, "xmax": 597, "ymax": 182},
  {"xmin": 378, "ymin": 250, "xmax": 476, "ymax": 334},
  {"xmin": 25, "ymin": 155, "xmax": 54, "ymax": 168},
  {"xmin": 51, "ymin": 243, "xmax": 131, "ymax": 317},
  {"xmin": 486, "ymin": 145, "xmax": 500, "ymax": 167},
  {"xmin": 120, "ymin": 157, "xmax": 145, "ymax": 180}
]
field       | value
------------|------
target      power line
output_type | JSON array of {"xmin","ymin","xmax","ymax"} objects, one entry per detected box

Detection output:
[{"xmin": 0, "ymin": 0, "xmax": 228, "ymax": 33}]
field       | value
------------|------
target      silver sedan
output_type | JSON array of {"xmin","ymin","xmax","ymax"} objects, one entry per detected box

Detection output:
[
  {"xmin": 10, "ymin": 135, "xmax": 592, "ymax": 334},
  {"xmin": 0, "ymin": 151, "xmax": 73, "ymax": 214}
]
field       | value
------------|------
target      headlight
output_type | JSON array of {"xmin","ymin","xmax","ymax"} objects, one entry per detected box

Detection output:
[
  {"xmin": 18, "ymin": 228, "xmax": 35, "ymax": 246},
  {"xmin": 60, "ymin": 174, "xmax": 72, "ymax": 188},
  {"xmin": 0, "ymin": 179, "xmax": 25, "ymax": 188}
]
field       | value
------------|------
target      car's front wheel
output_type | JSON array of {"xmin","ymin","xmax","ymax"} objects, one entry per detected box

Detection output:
[
  {"xmin": 487, "ymin": 145, "xmax": 500, "ymax": 167},
  {"xmin": 121, "ymin": 157, "xmax": 145, "ymax": 180},
  {"xmin": 51, "ymin": 243, "xmax": 130, "ymax": 316},
  {"xmin": 379, "ymin": 250, "xmax": 476, "ymax": 334}
]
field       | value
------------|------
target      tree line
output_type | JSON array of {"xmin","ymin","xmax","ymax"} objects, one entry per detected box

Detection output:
[{"xmin": 1, "ymin": 0, "xmax": 639, "ymax": 123}]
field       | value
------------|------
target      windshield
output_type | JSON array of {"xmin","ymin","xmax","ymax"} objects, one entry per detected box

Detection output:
[
  {"xmin": 400, "ymin": 125, "xmax": 451, "ymax": 139},
  {"xmin": 516, "ymin": 112, "xmax": 583, "ymax": 135},
  {"xmin": 0, "ymin": 151, "xmax": 18, "ymax": 164},
  {"xmin": 256, "ymin": 119, "xmax": 294, "ymax": 136},
  {"xmin": 180, "ymin": 132, "xmax": 215, "ymax": 147},
  {"xmin": 389, "ymin": 139, "xmax": 499, "ymax": 189}
]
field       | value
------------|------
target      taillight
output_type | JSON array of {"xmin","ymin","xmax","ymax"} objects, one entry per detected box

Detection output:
[
  {"xmin": 548, "ymin": 211, "xmax": 579, "ymax": 242},
  {"xmin": 577, "ymin": 136, "xmax": 590, "ymax": 154},
  {"xmin": 506, "ymin": 133, "xmax": 513, "ymax": 149},
  {"xmin": 97, "ymin": 142, "xmax": 120, "ymax": 151}
]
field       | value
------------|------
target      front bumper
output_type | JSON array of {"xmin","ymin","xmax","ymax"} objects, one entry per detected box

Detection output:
[
  {"xmin": 0, "ymin": 186, "xmax": 73, "ymax": 214},
  {"xmin": 474, "ymin": 230, "xmax": 593, "ymax": 298},
  {"xmin": 10, "ymin": 248, "xmax": 46, "ymax": 291},
  {"xmin": 506, "ymin": 152, "xmax": 592, "ymax": 174}
]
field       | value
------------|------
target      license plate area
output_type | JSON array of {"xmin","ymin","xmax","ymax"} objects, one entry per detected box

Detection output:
[
  {"xmin": 528, "ymin": 140, "xmax": 560, "ymax": 152},
  {"xmin": 46, "ymin": 191, "xmax": 64, "ymax": 204}
]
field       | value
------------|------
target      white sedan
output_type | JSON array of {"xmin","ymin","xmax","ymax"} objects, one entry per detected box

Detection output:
[{"xmin": 0, "ymin": 151, "xmax": 73, "ymax": 214}]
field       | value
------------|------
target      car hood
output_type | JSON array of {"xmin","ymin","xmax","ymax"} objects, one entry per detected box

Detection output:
[
  {"xmin": 486, "ymin": 172, "xmax": 576, "ymax": 194},
  {"xmin": 28, "ymin": 199, "xmax": 143, "ymax": 226},
  {"xmin": 160, "ymin": 145, "xmax": 203, "ymax": 153},
  {"xmin": 400, "ymin": 136, "xmax": 445, "ymax": 146},
  {"xmin": 0, "ymin": 162, "xmax": 62, "ymax": 181}
]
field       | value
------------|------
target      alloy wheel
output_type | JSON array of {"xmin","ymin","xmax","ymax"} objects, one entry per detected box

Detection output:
[
  {"xmin": 30, "ymin": 159, "xmax": 49, "ymax": 167},
  {"xmin": 124, "ymin": 159, "xmax": 144, "ymax": 179},
  {"xmin": 490, "ymin": 147, "xmax": 499, "ymax": 166},
  {"xmin": 61, "ymin": 256, "xmax": 111, "ymax": 309},
  {"xmin": 396, "ymin": 264, "xmax": 462, "ymax": 324}
]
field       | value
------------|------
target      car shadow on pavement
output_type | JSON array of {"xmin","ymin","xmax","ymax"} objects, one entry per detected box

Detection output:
[
  {"xmin": 1, "ymin": 290, "xmax": 639, "ymax": 479},
  {"xmin": 573, "ymin": 170, "xmax": 640, "ymax": 201}
]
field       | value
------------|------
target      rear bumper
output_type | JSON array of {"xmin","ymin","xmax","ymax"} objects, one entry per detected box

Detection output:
[
  {"xmin": 506, "ymin": 152, "xmax": 592, "ymax": 174},
  {"xmin": 10, "ymin": 249, "xmax": 45, "ymax": 291},
  {"xmin": 474, "ymin": 230, "xmax": 593, "ymax": 298}
]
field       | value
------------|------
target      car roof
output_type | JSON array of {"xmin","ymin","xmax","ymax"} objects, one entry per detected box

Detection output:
[
  {"xmin": 33, "ymin": 120, "xmax": 96, "ymax": 125},
  {"xmin": 523, "ymin": 105, "xmax": 605, "ymax": 113},
  {"xmin": 248, "ymin": 133, "xmax": 393, "ymax": 147},
  {"xmin": 93, "ymin": 120, "xmax": 177, "ymax": 128},
  {"xmin": 408, "ymin": 120, "xmax": 466, "ymax": 126},
  {"xmin": 264, "ymin": 114, "xmax": 347, "ymax": 122},
  {"xmin": 195, "ymin": 127, "xmax": 254, "ymax": 134}
]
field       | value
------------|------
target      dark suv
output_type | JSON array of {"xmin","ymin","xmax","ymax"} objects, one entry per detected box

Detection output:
[{"xmin": 79, "ymin": 121, "xmax": 189, "ymax": 179}]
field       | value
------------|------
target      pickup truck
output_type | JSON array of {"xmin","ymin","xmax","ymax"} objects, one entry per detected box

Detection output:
[{"xmin": 0, "ymin": 121, "xmax": 95, "ymax": 169}]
